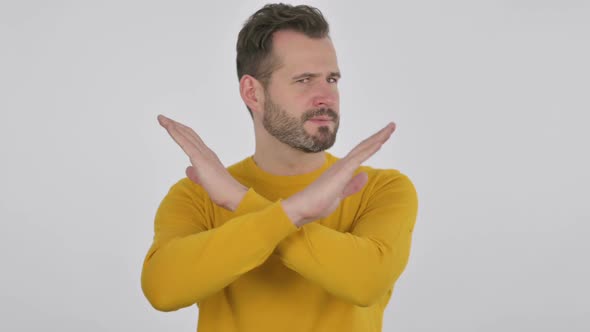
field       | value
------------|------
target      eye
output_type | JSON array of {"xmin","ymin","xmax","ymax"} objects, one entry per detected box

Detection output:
[
  {"xmin": 327, "ymin": 77, "xmax": 339, "ymax": 83},
  {"xmin": 297, "ymin": 77, "xmax": 310, "ymax": 83}
]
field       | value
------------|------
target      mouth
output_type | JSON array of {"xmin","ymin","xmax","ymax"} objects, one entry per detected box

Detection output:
[
  {"xmin": 308, "ymin": 120, "xmax": 333, "ymax": 126},
  {"xmin": 308, "ymin": 116, "xmax": 334, "ymax": 124}
]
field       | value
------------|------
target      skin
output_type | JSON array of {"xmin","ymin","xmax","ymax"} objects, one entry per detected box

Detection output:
[
  {"xmin": 157, "ymin": 30, "xmax": 396, "ymax": 227},
  {"xmin": 246, "ymin": 30, "xmax": 342, "ymax": 174}
]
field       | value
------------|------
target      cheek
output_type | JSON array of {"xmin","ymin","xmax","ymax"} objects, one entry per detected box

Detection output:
[
  {"xmin": 272, "ymin": 86, "xmax": 301, "ymax": 105},
  {"xmin": 281, "ymin": 92, "xmax": 307, "ymax": 110}
]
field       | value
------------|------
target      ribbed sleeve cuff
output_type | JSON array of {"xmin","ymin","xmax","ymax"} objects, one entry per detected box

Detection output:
[
  {"xmin": 233, "ymin": 188, "xmax": 300, "ymax": 243},
  {"xmin": 255, "ymin": 199, "xmax": 300, "ymax": 244},
  {"xmin": 233, "ymin": 187, "xmax": 274, "ymax": 216}
]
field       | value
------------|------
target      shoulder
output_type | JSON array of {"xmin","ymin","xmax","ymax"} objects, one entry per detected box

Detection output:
[
  {"xmin": 164, "ymin": 177, "xmax": 210, "ymax": 206},
  {"xmin": 158, "ymin": 177, "xmax": 215, "ymax": 227},
  {"xmin": 358, "ymin": 162, "xmax": 414, "ymax": 186},
  {"xmin": 357, "ymin": 164, "xmax": 418, "ymax": 204},
  {"xmin": 226, "ymin": 155, "xmax": 255, "ymax": 185}
]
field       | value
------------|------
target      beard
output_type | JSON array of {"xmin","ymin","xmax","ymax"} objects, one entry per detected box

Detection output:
[{"xmin": 262, "ymin": 90, "xmax": 339, "ymax": 153}]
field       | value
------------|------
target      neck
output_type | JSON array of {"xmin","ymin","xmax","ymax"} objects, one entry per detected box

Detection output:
[{"xmin": 252, "ymin": 133, "xmax": 327, "ymax": 176}]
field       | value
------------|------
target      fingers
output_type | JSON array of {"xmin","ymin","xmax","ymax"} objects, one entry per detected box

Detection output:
[
  {"xmin": 158, "ymin": 114, "xmax": 207, "ymax": 150},
  {"xmin": 173, "ymin": 119, "xmax": 207, "ymax": 148},
  {"xmin": 347, "ymin": 122, "xmax": 395, "ymax": 158},
  {"xmin": 158, "ymin": 114, "xmax": 215, "ymax": 154},
  {"xmin": 165, "ymin": 123, "xmax": 202, "ymax": 158},
  {"xmin": 345, "ymin": 122, "xmax": 396, "ymax": 165},
  {"xmin": 158, "ymin": 114, "xmax": 203, "ymax": 159}
]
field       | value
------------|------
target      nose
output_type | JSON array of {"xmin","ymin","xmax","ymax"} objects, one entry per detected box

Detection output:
[{"xmin": 311, "ymin": 82, "xmax": 338, "ymax": 109}]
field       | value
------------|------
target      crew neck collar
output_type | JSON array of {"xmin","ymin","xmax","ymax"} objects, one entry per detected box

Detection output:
[{"xmin": 244, "ymin": 152, "xmax": 337, "ymax": 185}]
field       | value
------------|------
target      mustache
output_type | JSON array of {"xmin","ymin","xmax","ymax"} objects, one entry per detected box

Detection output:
[{"xmin": 302, "ymin": 108, "xmax": 338, "ymax": 122}]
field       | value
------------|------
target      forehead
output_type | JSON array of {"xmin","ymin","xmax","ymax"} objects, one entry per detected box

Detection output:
[{"xmin": 271, "ymin": 30, "xmax": 338, "ymax": 75}]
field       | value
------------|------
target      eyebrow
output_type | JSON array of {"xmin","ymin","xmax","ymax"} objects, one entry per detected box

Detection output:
[{"xmin": 291, "ymin": 71, "xmax": 341, "ymax": 80}]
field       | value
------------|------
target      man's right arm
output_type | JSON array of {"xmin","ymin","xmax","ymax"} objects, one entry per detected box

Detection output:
[{"xmin": 140, "ymin": 178, "xmax": 298, "ymax": 312}]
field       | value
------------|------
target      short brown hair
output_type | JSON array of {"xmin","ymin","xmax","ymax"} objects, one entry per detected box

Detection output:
[{"xmin": 236, "ymin": 3, "xmax": 330, "ymax": 117}]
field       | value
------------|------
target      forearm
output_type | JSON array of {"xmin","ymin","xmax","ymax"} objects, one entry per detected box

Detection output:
[
  {"xmin": 275, "ymin": 173, "xmax": 419, "ymax": 306},
  {"xmin": 210, "ymin": 187, "xmax": 413, "ymax": 307},
  {"xmin": 141, "ymin": 189, "xmax": 298, "ymax": 312},
  {"xmin": 274, "ymin": 222, "xmax": 413, "ymax": 307}
]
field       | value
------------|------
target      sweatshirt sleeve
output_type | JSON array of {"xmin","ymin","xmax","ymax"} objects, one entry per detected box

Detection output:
[
  {"xmin": 274, "ymin": 171, "xmax": 419, "ymax": 307},
  {"xmin": 141, "ymin": 178, "xmax": 299, "ymax": 312}
]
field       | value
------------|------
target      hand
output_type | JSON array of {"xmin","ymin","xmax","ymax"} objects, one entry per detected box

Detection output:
[
  {"xmin": 157, "ymin": 114, "xmax": 248, "ymax": 211},
  {"xmin": 282, "ymin": 122, "xmax": 396, "ymax": 227}
]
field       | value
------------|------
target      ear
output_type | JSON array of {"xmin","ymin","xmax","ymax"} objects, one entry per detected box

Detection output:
[{"xmin": 239, "ymin": 75, "xmax": 264, "ymax": 115}]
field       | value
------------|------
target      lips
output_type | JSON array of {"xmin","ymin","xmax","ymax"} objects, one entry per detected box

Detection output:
[{"xmin": 309, "ymin": 117, "xmax": 333, "ymax": 121}]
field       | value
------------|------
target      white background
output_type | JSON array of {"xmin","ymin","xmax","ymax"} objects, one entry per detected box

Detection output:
[{"xmin": 1, "ymin": 0, "xmax": 589, "ymax": 331}]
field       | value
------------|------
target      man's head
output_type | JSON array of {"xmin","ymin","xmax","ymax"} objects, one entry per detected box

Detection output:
[{"xmin": 237, "ymin": 4, "xmax": 340, "ymax": 153}]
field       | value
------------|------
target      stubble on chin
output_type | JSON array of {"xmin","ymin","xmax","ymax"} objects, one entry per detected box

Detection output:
[{"xmin": 262, "ymin": 95, "xmax": 339, "ymax": 153}]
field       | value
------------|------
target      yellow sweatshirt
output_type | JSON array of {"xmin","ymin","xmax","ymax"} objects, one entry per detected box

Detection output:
[{"xmin": 141, "ymin": 152, "xmax": 418, "ymax": 332}]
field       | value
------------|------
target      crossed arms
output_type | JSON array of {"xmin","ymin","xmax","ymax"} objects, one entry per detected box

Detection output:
[{"xmin": 140, "ymin": 115, "xmax": 418, "ymax": 311}]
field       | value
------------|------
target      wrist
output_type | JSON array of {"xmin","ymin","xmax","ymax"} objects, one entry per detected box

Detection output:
[
  {"xmin": 281, "ymin": 198, "xmax": 305, "ymax": 227},
  {"xmin": 227, "ymin": 185, "xmax": 249, "ymax": 212}
]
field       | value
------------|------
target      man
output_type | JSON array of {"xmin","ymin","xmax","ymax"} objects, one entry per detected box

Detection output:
[{"xmin": 141, "ymin": 4, "xmax": 418, "ymax": 332}]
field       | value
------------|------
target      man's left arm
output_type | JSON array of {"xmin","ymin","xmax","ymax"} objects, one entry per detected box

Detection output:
[{"xmin": 274, "ymin": 172, "xmax": 418, "ymax": 307}]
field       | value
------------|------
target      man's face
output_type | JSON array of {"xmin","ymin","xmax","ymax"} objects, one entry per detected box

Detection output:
[{"xmin": 261, "ymin": 30, "xmax": 340, "ymax": 153}]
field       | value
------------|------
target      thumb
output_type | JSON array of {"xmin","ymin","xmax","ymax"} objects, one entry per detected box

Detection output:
[
  {"xmin": 185, "ymin": 166, "xmax": 201, "ymax": 185},
  {"xmin": 341, "ymin": 172, "xmax": 368, "ymax": 198}
]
